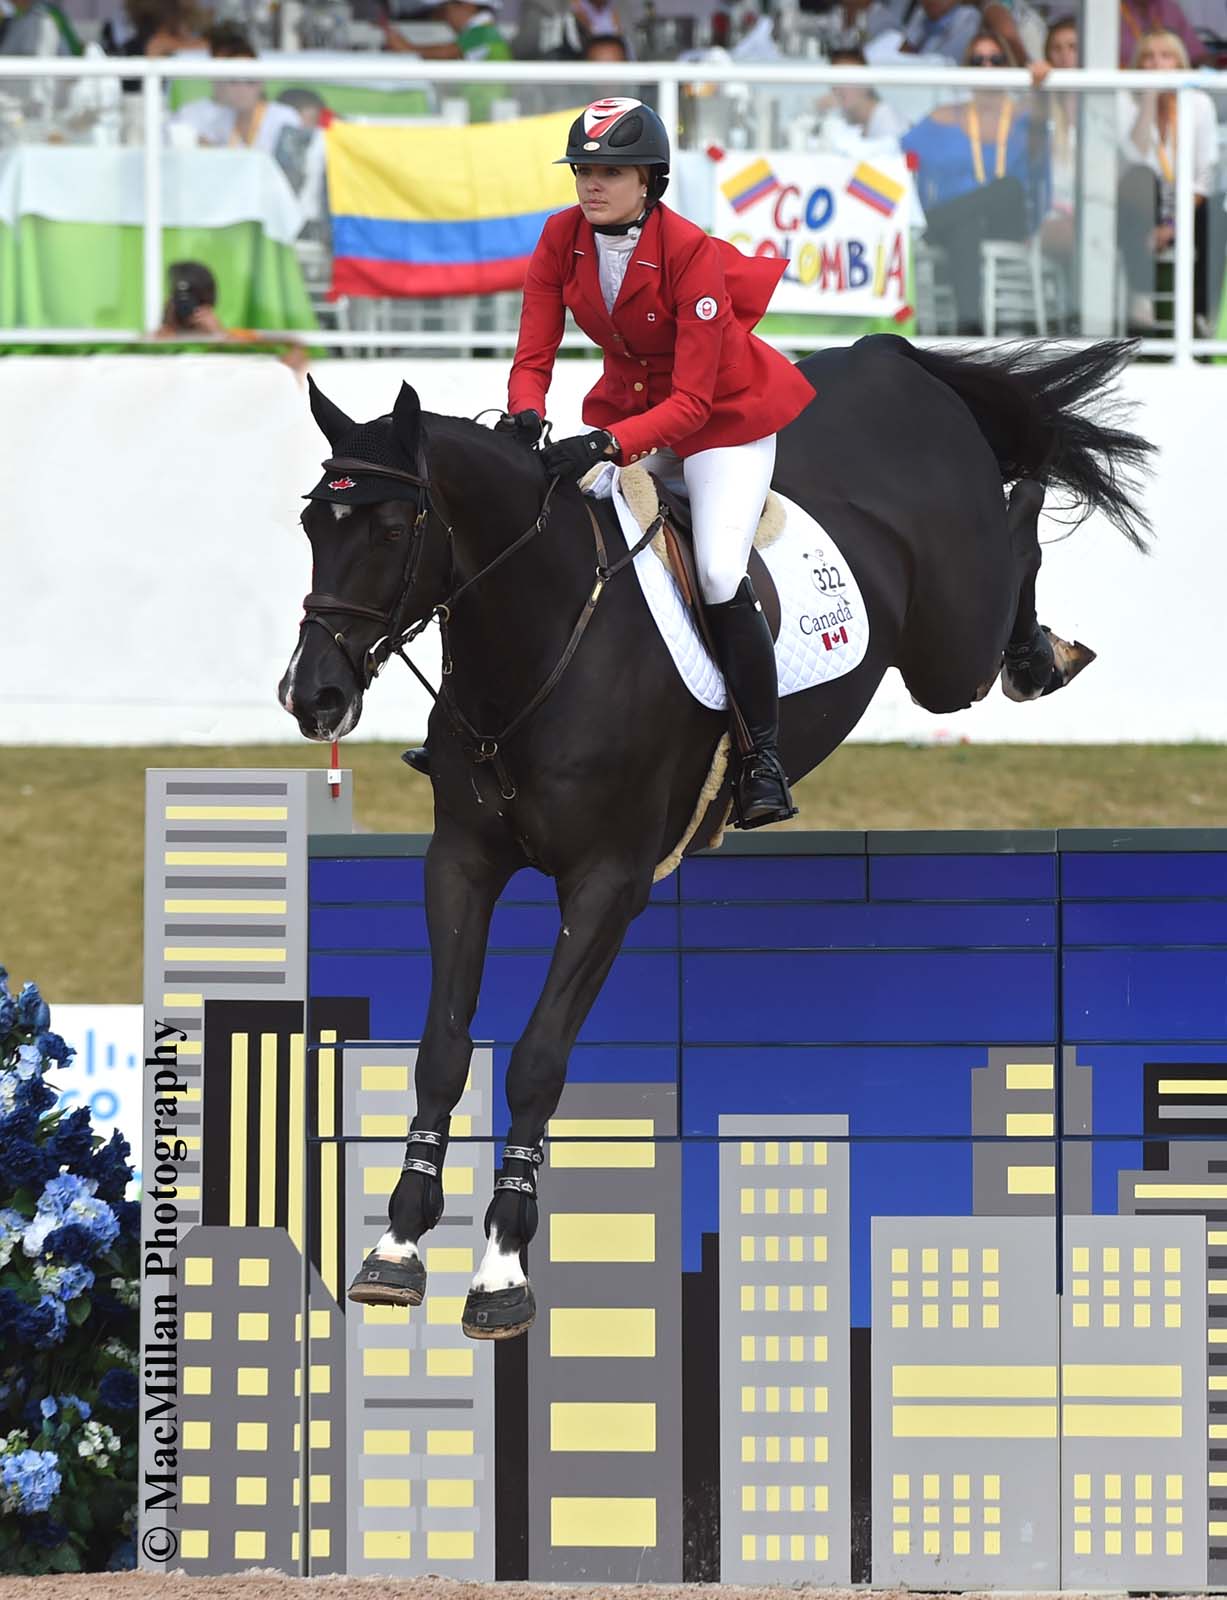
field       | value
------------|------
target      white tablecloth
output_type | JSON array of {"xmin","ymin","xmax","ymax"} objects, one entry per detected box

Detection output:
[{"xmin": 0, "ymin": 145, "xmax": 304, "ymax": 243}]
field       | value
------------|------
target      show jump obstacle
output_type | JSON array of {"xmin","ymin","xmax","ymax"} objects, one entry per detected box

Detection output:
[{"xmin": 138, "ymin": 768, "xmax": 1227, "ymax": 1589}]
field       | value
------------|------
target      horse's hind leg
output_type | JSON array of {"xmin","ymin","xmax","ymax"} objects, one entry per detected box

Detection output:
[
  {"xmin": 1001, "ymin": 478, "xmax": 1097, "ymax": 702},
  {"xmin": 347, "ymin": 829, "xmax": 513, "ymax": 1309},
  {"xmin": 462, "ymin": 860, "xmax": 651, "ymax": 1340}
]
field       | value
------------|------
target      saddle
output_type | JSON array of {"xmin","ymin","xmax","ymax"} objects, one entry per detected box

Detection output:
[{"xmin": 648, "ymin": 475, "xmax": 783, "ymax": 651}]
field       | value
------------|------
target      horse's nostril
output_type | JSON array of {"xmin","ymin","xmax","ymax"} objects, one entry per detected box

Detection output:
[{"xmin": 315, "ymin": 686, "xmax": 349, "ymax": 719}]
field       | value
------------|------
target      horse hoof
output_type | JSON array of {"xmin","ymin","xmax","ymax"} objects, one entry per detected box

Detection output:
[
  {"xmin": 347, "ymin": 1254, "xmax": 426, "ymax": 1307},
  {"xmin": 461, "ymin": 1283, "xmax": 536, "ymax": 1340},
  {"xmin": 1041, "ymin": 629, "xmax": 1097, "ymax": 697}
]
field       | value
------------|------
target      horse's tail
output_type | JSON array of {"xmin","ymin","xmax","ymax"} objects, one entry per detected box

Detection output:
[{"xmin": 872, "ymin": 335, "xmax": 1155, "ymax": 550}]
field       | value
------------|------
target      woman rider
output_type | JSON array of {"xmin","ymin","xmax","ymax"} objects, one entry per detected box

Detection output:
[{"xmin": 405, "ymin": 98, "xmax": 814, "ymax": 827}]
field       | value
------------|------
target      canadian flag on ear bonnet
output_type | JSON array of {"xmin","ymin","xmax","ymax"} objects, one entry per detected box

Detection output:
[{"xmin": 557, "ymin": 96, "xmax": 671, "ymax": 171}]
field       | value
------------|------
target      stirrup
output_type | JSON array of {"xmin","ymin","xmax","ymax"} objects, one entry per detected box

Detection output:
[{"xmin": 732, "ymin": 747, "xmax": 798, "ymax": 831}]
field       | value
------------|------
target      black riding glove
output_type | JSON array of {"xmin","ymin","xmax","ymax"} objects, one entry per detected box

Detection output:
[
  {"xmin": 494, "ymin": 408, "xmax": 543, "ymax": 449},
  {"xmin": 541, "ymin": 429, "xmax": 617, "ymax": 480}
]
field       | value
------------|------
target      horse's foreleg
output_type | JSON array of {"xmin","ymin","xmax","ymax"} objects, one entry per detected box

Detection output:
[
  {"xmin": 462, "ymin": 862, "xmax": 650, "ymax": 1339},
  {"xmin": 347, "ymin": 832, "xmax": 513, "ymax": 1308}
]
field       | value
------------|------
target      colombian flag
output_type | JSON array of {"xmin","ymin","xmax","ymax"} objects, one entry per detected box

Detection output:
[
  {"xmin": 719, "ymin": 157, "xmax": 780, "ymax": 215},
  {"xmin": 326, "ymin": 109, "xmax": 579, "ymax": 299},
  {"xmin": 845, "ymin": 161, "xmax": 905, "ymax": 218}
]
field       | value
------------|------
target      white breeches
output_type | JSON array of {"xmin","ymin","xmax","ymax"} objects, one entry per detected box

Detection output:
[{"xmin": 637, "ymin": 434, "xmax": 777, "ymax": 605}]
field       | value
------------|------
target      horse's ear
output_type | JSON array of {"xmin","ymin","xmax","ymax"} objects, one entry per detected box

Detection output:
[
  {"xmin": 392, "ymin": 382, "xmax": 421, "ymax": 453},
  {"xmin": 307, "ymin": 375, "xmax": 355, "ymax": 450}
]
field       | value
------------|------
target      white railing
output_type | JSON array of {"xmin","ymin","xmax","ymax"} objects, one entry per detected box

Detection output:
[{"xmin": 0, "ymin": 57, "xmax": 1221, "ymax": 362}]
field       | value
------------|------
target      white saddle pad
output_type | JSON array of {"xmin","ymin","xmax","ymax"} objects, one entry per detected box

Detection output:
[{"xmin": 590, "ymin": 464, "xmax": 870, "ymax": 710}]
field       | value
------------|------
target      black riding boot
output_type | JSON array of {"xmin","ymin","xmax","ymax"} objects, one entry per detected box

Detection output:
[
  {"xmin": 706, "ymin": 577, "xmax": 798, "ymax": 829},
  {"xmin": 400, "ymin": 745, "xmax": 431, "ymax": 776}
]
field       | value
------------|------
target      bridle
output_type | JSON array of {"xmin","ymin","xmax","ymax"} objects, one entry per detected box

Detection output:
[{"xmin": 297, "ymin": 429, "xmax": 662, "ymax": 801}]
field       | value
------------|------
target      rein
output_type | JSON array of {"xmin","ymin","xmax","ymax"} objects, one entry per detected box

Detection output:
[{"xmin": 299, "ymin": 431, "xmax": 663, "ymax": 802}]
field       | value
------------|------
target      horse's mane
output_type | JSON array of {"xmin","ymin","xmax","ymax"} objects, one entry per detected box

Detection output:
[{"xmin": 423, "ymin": 411, "xmax": 548, "ymax": 489}]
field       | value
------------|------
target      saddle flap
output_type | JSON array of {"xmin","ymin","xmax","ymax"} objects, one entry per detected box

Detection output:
[{"xmin": 650, "ymin": 474, "xmax": 782, "ymax": 644}]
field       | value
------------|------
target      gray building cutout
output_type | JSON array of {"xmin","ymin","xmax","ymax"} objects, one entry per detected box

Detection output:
[
  {"xmin": 339, "ymin": 1044, "xmax": 496, "ymax": 1577},
  {"xmin": 871, "ymin": 1216, "xmax": 1060, "ymax": 1589},
  {"xmin": 972, "ymin": 1047, "xmax": 1092, "ymax": 1216},
  {"xmin": 719, "ymin": 1114, "xmax": 851, "ymax": 1584},
  {"xmin": 528, "ymin": 1081, "xmax": 683, "ymax": 1582},
  {"xmin": 1060, "ymin": 1215, "xmax": 1208, "ymax": 1589},
  {"xmin": 174, "ymin": 1224, "xmax": 346, "ymax": 1573},
  {"xmin": 1121, "ymin": 1137, "xmax": 1225, "ymax": 1582},
  {"xmin": 140, "ymin": 769, "xmax": 351, "ymax": 1574}
]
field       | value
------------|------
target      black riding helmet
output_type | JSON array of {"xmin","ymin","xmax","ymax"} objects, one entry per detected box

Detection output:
[{"xmin": 557, "ymin": 97, "xmax": 670, "ymax": 202}]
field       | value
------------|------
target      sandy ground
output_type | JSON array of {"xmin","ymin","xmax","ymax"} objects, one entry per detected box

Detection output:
[{"xmin": 0, "ymin": 1578, "xmax": 1144, "ymax": 1600}]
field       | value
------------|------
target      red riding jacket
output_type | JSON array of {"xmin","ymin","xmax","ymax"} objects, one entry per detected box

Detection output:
[{"xmin": 507, "ymin": 202, "xmax": 814, "ymax": 464}]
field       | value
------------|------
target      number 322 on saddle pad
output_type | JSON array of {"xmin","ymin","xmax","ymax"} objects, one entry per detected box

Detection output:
[{"xmin": 588, "ymin": 460, "xmax": 870, "ymax": 708}]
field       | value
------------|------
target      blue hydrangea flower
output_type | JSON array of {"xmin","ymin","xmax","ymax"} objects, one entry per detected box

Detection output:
[
  {"xmin": 57, "ymin": 1394, "xmax": 90, "ymax": 1420},
  {"xmin": 12, "ymin": 1297, "xmax": 67, "ymax": 1348},
  {"xmin": 37, "ymin": 1172, "xmax": 97, "ymax": 1221},
  {"xmin": 34, "ymin": 1262, "xmax": 94, "ymax": 1303},
  {"xmin": 0, "ymin": 995, "xmax": 15, "ymax": 1034},
  {"xmin": 40, "ymin": 1224, "xmax": 98, "ymax": 1265},
  {"xmin": 15, "ymin": 984, "xmax": 50, "ymax": 1033},
  {"xmin": 0, "ymin": 963, "xmax": 9, "ymax": 996},
  {"xmin": 13, "ymin": 1045, "xmax": 42, "ymax": 1082},
  {"xmin": 0, "ymin": 1138, "xmax": 55, "ymax": 1194},
  {"xmin": 45, "ymin": 1106, "xmax": 94, "ymax": 1168},
  {"xmin": 39, "ymin": 1397, "xmax": 57, "ymax": 1421},
  {"xmin": 85, "ymin": 1131, "xmax": 133, "ymax": 1203},
  {"xmin": 37, "ymin": 1033, "xmax": 72, "ymax": 1067},
  {"xmin": 97, "ymin": 1368, "xmax": 139, "ymax": 1412},
  {"xmin": 0, "ymin": 1449, "xmax": 62, "ymax": 1514}
]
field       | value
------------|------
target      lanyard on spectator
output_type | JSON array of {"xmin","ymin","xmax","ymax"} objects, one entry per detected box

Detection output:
[
  {"xmin": 967, "ymin": 99, "xmax": 1014, "ymax": 186},
  {"xmin": 228, "ymin": 99, "xmax": 267, "ymax": 149},
  {"xmin": 1156, "ymin": 115, "xmax": 1175, "ymax": 183}
]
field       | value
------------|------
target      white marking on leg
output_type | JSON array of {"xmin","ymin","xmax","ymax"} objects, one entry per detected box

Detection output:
[
  {"xmin": 373, "ymin": 1230, "xmax": 420, "ymax": 1263},
  {"xmin": 471, "ymin": 1226, "xmax": 526, "ymax": 1292}
]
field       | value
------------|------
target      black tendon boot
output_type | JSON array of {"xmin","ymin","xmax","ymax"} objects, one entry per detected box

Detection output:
[
  {"xmin": 463, "ymin": 1142, "xmax": 542, "ymax": 1339},
  {"xmin": 706, "ymin": 577, "xmax": 798, "ymax": 829},
  {"xmin": 346, "ymin": 1118, "xmax": 449, "ymax": 1307}
]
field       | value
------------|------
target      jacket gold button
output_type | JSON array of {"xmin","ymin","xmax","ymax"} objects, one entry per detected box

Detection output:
[{"xmin": 633, "ymin": 381, "xmax": 644, "ymax": 392}]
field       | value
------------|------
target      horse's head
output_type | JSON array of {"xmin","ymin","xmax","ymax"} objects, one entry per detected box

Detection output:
[{"xmin": 279, "ymin": 377, "xmax": 448, "ymax": 740}]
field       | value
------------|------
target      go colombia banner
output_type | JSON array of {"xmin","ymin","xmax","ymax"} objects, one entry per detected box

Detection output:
[{"xmin": 712, "ymin": 150, "xmax": 913, "ymax": 319}]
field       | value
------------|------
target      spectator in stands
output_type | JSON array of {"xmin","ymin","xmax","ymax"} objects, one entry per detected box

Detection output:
[
  {"xmin": 903, "ymin": 25, "xmax": 1049, "ymax": 330},
  {"xmin": 0, "ymin": 0, "xmax": 82, "ymax": 54},
  {"xmin": 1118, "ymin": 27, "xmax": 1222, "ymax": 329},
  {"xmin": 1028, "ymin": 14, "xmax": 1079, "ymax": 290},
  {"xmin": 171, "ymin": 25, "xmax": 306, "ymax": 155},
  {"xmin": 102, "ymin": 0, "xmax": 205, "ymax": 56},
  {"xmin": 1030, "ymin": 16, "xmax": 1078, "ymax": 268},
  {"xmin": 156, "ymin": 260, "xmax": 309, "ymax": 373},
  {"xmin": 819, "ymin": 45, "xmax": 907, "ymax": 143},
  {"xmin": 900, "ymin": 0, "xmax": 983, "ymax": 62},
  {"xmin": 380, "ymin": 0, "xmax": 510, "ymax": 59},
  {"xmin": 584, "ymin": 30, "xmax": 628, "ymax": 58},
  {"xmin": 1120, "ymin": 0, "xmax": 1205, "ymax": 65}
]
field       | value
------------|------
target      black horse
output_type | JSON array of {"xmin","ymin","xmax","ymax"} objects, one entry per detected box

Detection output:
[{"xmin": 279, "ymin": 333, "xmax": 1151, "ymax": 1339}]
